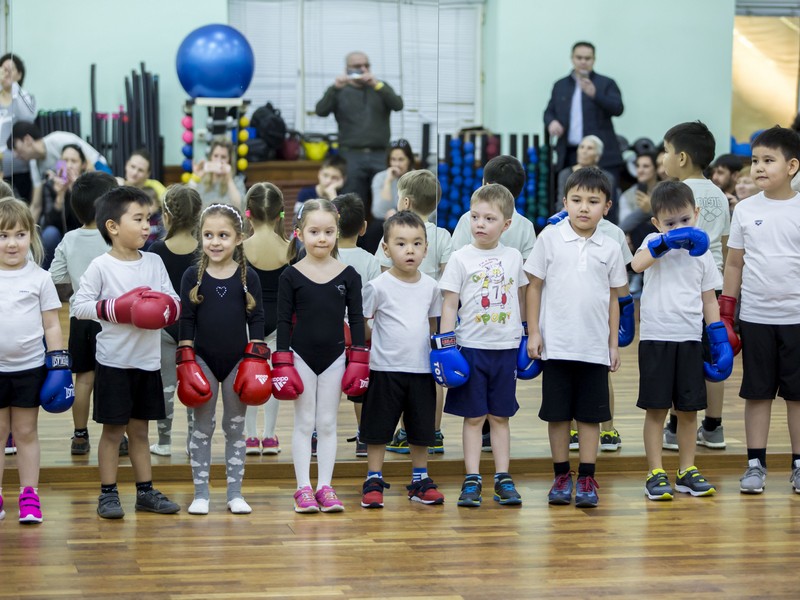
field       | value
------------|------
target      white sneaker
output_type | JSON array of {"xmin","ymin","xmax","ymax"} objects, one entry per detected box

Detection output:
[
  {"xmin": 188, "ymin": 498, "xmax": 209, "ymax": 515},
  {"xmin": 149, "ymin": 443, "xmax": 172, "ymax": 456},
  {"xmin": 227, "ymin": 497, "xmax": 252, "ymax": 514}
]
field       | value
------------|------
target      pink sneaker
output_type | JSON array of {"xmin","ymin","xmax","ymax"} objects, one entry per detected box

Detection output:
[
  {"xmin": 19, "ymin": 487, "xmax": 43, "ymax": 524},
  {"xmin": 0, "ymin": 493, "xmax": 5, "ymax": 520},
  {"xmin": 245, "ymin": 437, "xmax": 261, "ymax": 455},
  {"xmin": 293, "ymin": 486, "xmax": 320, "ymax": 513},
  {"xmin": 315, "ymin": 485, "xmax": 345, "ymax": 513},
  {"xmin": 261, "ymin": 436, "xmax": 281, "ymax": 455}
]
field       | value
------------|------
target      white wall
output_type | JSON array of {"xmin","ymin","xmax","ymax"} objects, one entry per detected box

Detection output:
[
  {"xmin": 483, "ymin": 0, "xmax": 736, "ymax": 153},
  {"xmin": 9, "ymin": 0, "xmax": 228, "ymax": 167}
]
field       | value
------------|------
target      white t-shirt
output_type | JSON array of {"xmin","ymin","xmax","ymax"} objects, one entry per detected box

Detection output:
[
  {"xmin": 684, "ymin": 178, "xmax": 730, "ymax": 277},
  {"xmin": 30, "ymin": 132, "xmax": 105, "ymax": 186},
  {"xmin": 49, "ymin": 228, "xmax": 110, "ymax": 316},
  {"xmin": 638, "ymin": 233, "xmax": 721, "ymax": 341},
  {"xmin": 451, "ymin": 210, "xmax": 536, "ymax": 259},
  {"xmin": 554, "ymin": 218, "xmax": 633, "ymax": 265},
  {"xmin": 73, "ymin": 252, "xmax": 178, "ymax": 370},
  {"xmin": 439, "ymin": 243, "xmax": 527, "ymax": 350},
  {"xmin": 524, "ymin": 223, "xmax": 628, "ymax": 365},
  {"xmin": 362, "ymin": 271, "xmax": 441, "ymax": 373},
  {"xmin": 727, "ymin": 191, "xmax": 800, "ymax": 324},
  {"xmin": 375, "ymin": 221, "xmax": 453, "ymax": 280},
  {"xmin": 339, "ymin": 247, "xmax": 381, "ymax": 285},
  {"xmin": 0, "ymin": 261, "xmax": 62, "ymax": 371}
]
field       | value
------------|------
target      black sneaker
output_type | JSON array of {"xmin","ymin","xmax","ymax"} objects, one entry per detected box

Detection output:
[
  {"xmin": 493, "ymin": 476, "xmax": 522, "ymax": 505},
  {"xmin": 427, "ymin": 430, "xmax": 444, "ymax": 455},
  {"xmin": 311, "ymin": 431, "xmax": 318, "ymax": 457},
  {"xmin": 457, "ymin": 477, "xmax": 482, "ymax": 507},
  {"xmin": 481, "ymin": 432, "xmax": 492, "ymax": 452},
  {"xmin": 118, "ymin": 435, "xmax": 129, "ymax": 457},
  {"xmin": 71, "ymin": 435, "xmax": 91, "ymax": 455},
  {"xmin": 347, "ymin": 434, "xmax": 368, "ymax": 458},
  {"xmin": 135, "ymin": 489, "xmax": 180, "ymax": 514},
  {"xmin": 97, "ymin": 492, "xmax": 125, "ymax": 519}
]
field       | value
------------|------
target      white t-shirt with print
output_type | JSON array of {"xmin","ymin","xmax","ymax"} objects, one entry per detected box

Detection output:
[
  {"xmin": 0, "ymin": 261, "xmax": 62, "ymax": 371},
  {"xmin": 363, "ymin": 271, "xmax": 442, "ymax": 373},
  {"xmin": 638, "ymin": 233, "xmax": 721, "ymax": 341},
  {"xmin": 439, "ymin": 243, "xmax": 527, "ymax": 350},
  {"xmin": 375, "ymin": 221, "xmax": 453, "ymax": 280},
  {"xmin": 727, "ymin": 191, "xmax": 800, "ymax": 324},
  {"xmin": 524, "ymin": 223, "xmax": 627, "ymax": 365},
  {"xmin": 684, "ymin": 178, "xmax": 730, "ymax": 278}
]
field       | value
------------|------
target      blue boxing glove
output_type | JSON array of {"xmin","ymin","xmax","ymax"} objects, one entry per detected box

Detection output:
[
  {"xmin": 618, "ymin": 295, "xmax": 635, "ymax": 347},
  {"xmin": 39, "ymin": 350, "xmax": 75, "ymax": 413},
  {"xmin": 517, "ymin": 322, "xmax": 542, "ymax": 380},
  {"xmin": 703, "ymin": 321, "xmax": 734, "ymax": 382},
  {"xmin": 547, "ymin": 210, "xmax": 568, "ymax": 226},
  {"xmin": 430, "ymin": 332, "xmax": 470, "ymax": 388},
  {"xmin": 648, "ymin": 227, "xmax": 710, "ymax": 258}
]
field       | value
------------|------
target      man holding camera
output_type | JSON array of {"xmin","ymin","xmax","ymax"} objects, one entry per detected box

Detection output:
[{"xmin": 315, "ymin": 51, "xmax": 403, "ymax": 221}]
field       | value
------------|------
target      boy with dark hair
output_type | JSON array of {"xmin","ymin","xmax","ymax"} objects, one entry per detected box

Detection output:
[
  {"xmin": 525, "ymin": 167, "xmax": 628, "ymax": 507},
  {"xmin": 331, "ymin": 192, "xmax": 380, "ymax": 456},
  {"xmin": 438, "ymin": 184, "xmax": 528, "ymax": 507},
  {"xmin": 295, "ymin": 155, "xmax": 348, "ymax": 215},
  {"xmin": 360, "ymin": 210, "xmax": 444, "ymax": 508},
  {"xmin": 711, "ymin": 153, "xmax": 744, "ymax": 198},
  {"xmin": 49, "ymin": 172, "xmax": 116, "ymax": 456},
  {"xmin": 73, "ymin": 186, "xmax": 182, "ymax": 518},
  {"xmin": 631, "ymin": 180, "xmax": 732, "ymax": 500},
  {"xmin": 661, "ymin": 120, "xmax": 731, "ymax": 450},
  {"xmin": 722, "ymin": 126, "xmax": 800, "ymax": 495}
]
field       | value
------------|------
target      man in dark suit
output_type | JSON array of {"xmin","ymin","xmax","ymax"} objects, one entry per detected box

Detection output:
[{"xmin": 544, "ymin": 42, "xmax": 624, "ymax": 174}]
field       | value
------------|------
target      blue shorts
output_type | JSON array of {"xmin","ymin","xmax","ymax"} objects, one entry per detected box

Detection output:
[{"xmin": 444, "ymin": 347, "xmax": 518, "ymax": 418}]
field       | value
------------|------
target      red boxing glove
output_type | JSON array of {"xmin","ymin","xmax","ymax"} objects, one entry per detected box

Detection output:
[
  {"xmin": 131, "ymin": 291, "xmax": 181, "ymax": 330},
  {"xmin": 718, "ymin": 294, "xmax": 742, "ymax": 356},
  {"xmin": 96, "ymin": 286, "xmax": 150, "ymax": 324},
  {"xmin": 175, "ymin": 346, "xmax": 213, "ymax": 407},
  {"xmin": 270, "ymin": 351, "xmax": 304, "ymax": 400},
  {"xmin": 342, "ymin": 346, "xmax": 370, "ymax": 397},
  {"xmin": 233, "ymin": 342, "xmax": 273, "ymax": 406}
]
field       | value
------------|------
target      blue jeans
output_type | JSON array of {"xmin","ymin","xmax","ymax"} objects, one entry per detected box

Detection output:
[{"xmin": 41, "ymin": 225, "xmax": 62, "ymax": 270}]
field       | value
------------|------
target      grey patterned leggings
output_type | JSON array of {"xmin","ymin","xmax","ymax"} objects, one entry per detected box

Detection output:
[{"xmin": 191, "ymin": 355, "xmax": 247, "ymax": 502}]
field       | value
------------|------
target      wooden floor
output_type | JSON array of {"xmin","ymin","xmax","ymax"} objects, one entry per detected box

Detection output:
[{"xmin": 1, "ymin": 472, "xmax": 799, "ymax": 599}]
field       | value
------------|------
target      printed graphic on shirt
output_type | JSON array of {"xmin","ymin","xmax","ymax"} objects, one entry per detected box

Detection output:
[
  {"xmin": 470, "ymin": 257, "xmax": 515, "ymax": 325},
  {"xmin": 694, "ymin": 193, "xmax": 727, "ymax": 229}
]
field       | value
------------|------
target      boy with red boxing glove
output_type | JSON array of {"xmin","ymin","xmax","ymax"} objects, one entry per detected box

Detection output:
[{"xmin": 74, "ymin": 186, "xmax": 181, "ymax": 519}]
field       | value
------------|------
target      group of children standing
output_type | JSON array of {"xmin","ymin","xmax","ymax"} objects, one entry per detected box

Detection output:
[{"xmin": 0, "ymin": 121, "xmax": 798, "ymax": 523}]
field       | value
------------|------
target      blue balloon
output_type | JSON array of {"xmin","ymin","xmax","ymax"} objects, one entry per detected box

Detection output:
[
  {"xmin": 176, "ymin": 24, "xmax": 255, "ymax": 98},
  {"xmin": 182, "ymin": 159, "xmax": 193, "ymax": 172},
  {"xmin": 463, "ymin": 142, "xmax": 475, "ymax": 153},
  {"xmin": 437, "ymin": 163, "xmax": 448, "ymax": 175},
  {"xmin": 182, "ymin": 144, "xmax": 193, "ymax": 159}
]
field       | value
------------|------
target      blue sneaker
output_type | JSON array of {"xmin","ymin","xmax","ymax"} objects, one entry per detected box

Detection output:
[
  {"xmin": 547, "ymin": 472, "xmax": 573, "ymax": 505},
  {"xmin": 427, "ymin": 430, "xmax": 444, "ymax": 455},
  {"xmin": 493, "ymin": 476, "xmax": 522, "ymax": 505},
  {"xmin": 575, "ymin": 475, "xmax": 599, "ymax": 508},
  {"xmin": 386, "ymin": 429, "xmax": 410, "ymax": 454},
  {"xmin": 457, "ymin": 477, "xmax": 482, "ymax": 507}
]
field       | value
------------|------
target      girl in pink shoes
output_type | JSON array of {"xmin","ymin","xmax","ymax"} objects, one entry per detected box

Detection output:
[
  {"xmin": 0, "ymin": 198, "xmax": 72, "ymax": 523},
  {"xmin": 273, "ymin": 199, "xmax": 370, "ymax": 513}
]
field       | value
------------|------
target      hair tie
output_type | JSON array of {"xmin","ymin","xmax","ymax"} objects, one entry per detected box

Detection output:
[
  {"xmin": 279, "ymin": 211, "xmax": 285, "ymax": 219},
  {"xmin": 293, "ymin": 228, "xmax": 299, "ymax": 239},
  {"xmin": 202, "ymin": 203, "xmax": 243, "ymax": 228},
  {"xmin": 245, "ymin": 209, "xmax": 251, "ymax": 218},
  {"xmin": 162, "ymin": 199, "xmax": 173, "ymax": 217}
]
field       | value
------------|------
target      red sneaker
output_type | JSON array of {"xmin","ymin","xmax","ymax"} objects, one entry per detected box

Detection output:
[
  {"xmin": 361, "ymin": 477, "xmax": 390, "ymax": 508},
  {"xmin": 407, "ymin": 477, "xmax": 444, "ymax": 505}
]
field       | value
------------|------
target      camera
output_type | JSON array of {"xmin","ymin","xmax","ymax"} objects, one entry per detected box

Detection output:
[{"xmin": 347, "ymin": 70, "xmax": 363, "ymax": 80}]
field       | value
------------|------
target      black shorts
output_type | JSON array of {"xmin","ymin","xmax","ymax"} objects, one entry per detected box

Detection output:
[
  {"xmin": 0, "ymin": 366, "xmax": 46, "ymax": 409},
  {"xmin": 539, "ymin": 360, "xmax": 610, "ymax": 423},
  {"xmin": 93, "ymin": 363, "xmax": 165, "ymax": 424},
  {"xmin": 739, "ymin": 321, "xmax": 800, "ymax": 401},
  {"xmin": 68, "ymin": 317, "xmax": 101, "ymax": 374},
  {"xmin": 636, "ymin": 341, "xmax": 707, "ymax": 412},
  {"xmin": 360, "ymin": 370, "xmax": 436, "ymax": 447}
]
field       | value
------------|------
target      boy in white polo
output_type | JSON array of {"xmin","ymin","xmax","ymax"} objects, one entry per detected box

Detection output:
[{"xmin": 524, "ymin": 167, "xmax": 627, "ymax": 508}]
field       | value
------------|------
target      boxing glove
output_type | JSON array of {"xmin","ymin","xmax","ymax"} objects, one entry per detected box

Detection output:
[
  {"xmin": 270, "ymin": 351, "xmax": 304, "ymax": 400},
  {"xmin": 517, "ymin": 322, "xmax": 542, "ymax": 380},
  {"xmin": 618, "ymin": 294, "xmax": 635, "ymax": 348},
  {"xmin": 718, "ymin": 294, "xmax": 742, "ymax": 355},
  {"xmin": 175, "ymin": 346, "xmax": 213, "ymax": 408},
  {"xmin": 95, "ymin": 286, "xmax": 150, "ymax": 323},
  {"xmin": 547, "ymin": 210, "xmax": 568, "ymax": 226},
  {"xmin": 131, "ymin": 291, "xmax": 181, "ymax": 330},
  {"xmin": 430, "ymin": 332, "xmax": 470, "ymax": 388},
  {"xmin": 233, "ymin": 342, "xmax": 272, "ymax": 406},
  {"xmin": 648, "ymin": 227, "xmax": 709, "ymax": 258},
  {"xmin": 343, "ymin": 321, "xmax": 352, "ymax": 349},
  {"xmin": 39, "ymin": 350, "xmax": 75, "ymax": 413},
  {"xmin": 342, "ymin": 346, "xmax": 370, "ymax": 397},
  {"xmin": 703, "ymin": 321, "xmax": 734, "ymax": 382}
]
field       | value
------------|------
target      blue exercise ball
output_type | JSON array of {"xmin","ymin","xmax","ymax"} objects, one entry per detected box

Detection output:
[{"xmin": 176, "ymin": 24, "xmax": 254, "ymax": 98}]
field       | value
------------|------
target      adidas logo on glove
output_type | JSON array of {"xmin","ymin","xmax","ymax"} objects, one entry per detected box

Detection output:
[
  {"xmin": 255, "ymin": 374, "xmax": 270, "ymax": 385},
  {"xmin": 272, "ymin": 376, "xmax": 288, "ymax": 391}
]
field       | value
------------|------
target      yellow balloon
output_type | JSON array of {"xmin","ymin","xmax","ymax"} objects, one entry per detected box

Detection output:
[
  {"xmin": 237, "ymin": 158, "xmax": 248, "ymax": 171},
  {"xmin": 180, "ymin": 172, "xmax": 191, "ymax": 183},
  {"xmin": 238, "ymin": 129, "xmax": 249, "ymax": 142},
  {"xmin": 239, "ymin": 116, "xmax": 250, "ymax": 128},
  {"xmin": 237, "ymin": 143, "xmax": 248, "ymax": 157}
]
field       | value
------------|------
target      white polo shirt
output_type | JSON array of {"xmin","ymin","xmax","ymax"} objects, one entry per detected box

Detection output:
[
  {"xmin": 638, "ymin": 233, "xmax": 721, "ymax": 342},
  {"xmin": 524, "ymin": 223, "xmax": 627, "ymax": 365},
  {"xmin": 554, "ymin": 217, "xmax": 633, "ymax": 265},
  {"xmin": 451, "ymin": 210, "xmax": 536, "ymax": 259},
  {"xmin": 728, "ymin": 191, "xmax": 800, "ymax": 324}
]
